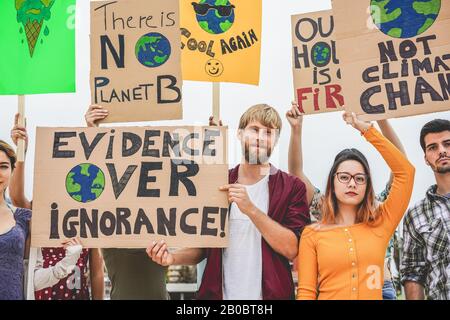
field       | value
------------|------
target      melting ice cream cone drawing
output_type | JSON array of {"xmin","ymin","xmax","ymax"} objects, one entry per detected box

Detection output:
[{"xmin": 15, "ymin": 0, "xmax": 55, "ymax": 57}]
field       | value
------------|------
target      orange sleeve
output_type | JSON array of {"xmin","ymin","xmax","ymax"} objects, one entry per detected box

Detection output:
[
  {"xmin": 363, "ymin": 126, "xmax": 415, "ymax": 236},
  {"xmin": 296, "ymin": 227, "xmax": 318, "ymax": 300}
]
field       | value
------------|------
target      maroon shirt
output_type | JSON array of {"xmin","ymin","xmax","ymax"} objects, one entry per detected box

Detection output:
[{"xmin": 197, "ymin": 164, "xmax": 311, "ymax": 300}]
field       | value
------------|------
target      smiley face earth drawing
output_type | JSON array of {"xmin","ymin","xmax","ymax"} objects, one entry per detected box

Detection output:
[
  {"xmin": 205, "ymin": 59, "xmax": 224, "ymax": 77},
  {"xmin": 192, "ymin": 0, "xmax": 235, "ymax": 35}
]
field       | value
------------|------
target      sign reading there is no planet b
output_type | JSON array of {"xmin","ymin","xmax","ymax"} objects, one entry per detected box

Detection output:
[{"xmin": 90, "ymin": 0, "xmax": 183, "ymax": 123}]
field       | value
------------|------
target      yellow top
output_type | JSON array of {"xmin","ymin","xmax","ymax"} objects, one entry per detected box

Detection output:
[{"xmin": 296, "ymin": 126, "xmax": 415, "ymax": 300}]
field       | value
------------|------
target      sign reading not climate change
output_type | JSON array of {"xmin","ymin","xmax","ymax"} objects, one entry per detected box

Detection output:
[
  {"xmin": 333, "ymin": 0, "xmax": 450, "ymax": 120},
  {"xmin": 32, "ymin": 126, "xmax": 229, "ymax": 248}
]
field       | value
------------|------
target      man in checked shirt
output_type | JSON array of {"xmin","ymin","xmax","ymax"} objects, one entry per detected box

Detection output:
[{"xmin": 402, "ymin": 119, "xmax": 450, "ymax": 300}]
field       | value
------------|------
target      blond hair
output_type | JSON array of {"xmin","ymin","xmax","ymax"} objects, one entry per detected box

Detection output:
[{"xmin": 238, "ymin": 104, "xmax": 282, "ymax": 132}]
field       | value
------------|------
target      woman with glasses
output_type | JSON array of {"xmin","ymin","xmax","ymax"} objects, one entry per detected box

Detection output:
[{"xmin": 290, "ymin": 109, "xmax": 415, "ymax": 300}]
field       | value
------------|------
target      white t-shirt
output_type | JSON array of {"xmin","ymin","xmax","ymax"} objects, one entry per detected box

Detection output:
[{"xmin": 222, "ymin": 174, "xmax": 269, "ymax": 300}]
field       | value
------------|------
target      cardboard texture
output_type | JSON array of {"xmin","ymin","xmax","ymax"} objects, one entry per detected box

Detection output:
[
  {"xmin": 292, "ymin": 10, "xmax": 344, "ymax": 115},
  {"xmin": 333, "ymin": 0, "xmax": 450, "ymax": 120},
  {"xmin": 90, "ymin": 0, "xmax": 183, "ymax": 123},
  {"xmin": 181, "ymin": 0, "xmax": 262, "ymax": 85},
  {"xmin": 32, "ymin": 126, "xmax": 229, "ymax": 248}
]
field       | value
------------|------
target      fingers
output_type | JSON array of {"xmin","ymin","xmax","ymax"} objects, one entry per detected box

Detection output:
[
  {"xmin": 86, "ymin": 107, "xmax": 108, "ymax": 127},
  {"xmin": 146, "ymin": 240, "xmax": 170, "ymax": 265},
  {"xmin": 87, "ymin": 111, "xmax": 108, "ymax": 119},
  {"xmin": 287, "ymin": 101, "xmax": 303, "ymax": 119},
  {"xmin": 219, "ymin": 184, "xmax": 231, "ymax": 191},
  {"xmin": 87, "ymin": 113, "xmax": 108, "ymax": 121},
  {"xmin": 61, "ymin": 238, "xmax": 76, "ymax": 249},
  {"xmin": 162, "ymin": 251, "xmax": 169, "ymax": 265},
  {"xmin": 11, "ymin": 129, "xmax": 28, "ymax": 143},
  {"xmin": 155, "ymin": 243, "xmax": 167, "ymax": 261},
  {"xmin": 147, "ymin": 240, "xmax": 163, "ymax": 259},
  {"xmin": 342, "ymin": 111, "xmax": 353, "ymax": 125},
  {"xmin": 73, "ymin": 237, "xmax": 82, "ymax": 246},
  {"xmin": 88, "ymin": 104, "xmax": 106, "ymax": 112},
  {"xmin": 293, "ymin": 106, "xmax": 303, "ymax": 117}
]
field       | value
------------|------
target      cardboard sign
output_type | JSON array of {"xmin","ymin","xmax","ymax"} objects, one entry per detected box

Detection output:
[
  {"xmin": 32, "ymin": 126, "xmax": 229, "ymax": 248},
  {"xmin": 90, "ymin": 0, "xmax": 183, "ymax": 123},
  {"xmin": 181, "ymin": 0, "xmax": 262, "ymax": 85},
  {"xmin": 292, "ymin": 10, "xmax": 344, "ymax": 115},
  {"xmin": 0, "ymin": 0, "xmax": 76, "ymax": 95},
  {"xmin": 333, "ymin": 0, "xmax": 450, "ymax": 120}
]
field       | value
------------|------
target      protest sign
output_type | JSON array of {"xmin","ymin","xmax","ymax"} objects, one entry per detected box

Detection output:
[
  {"xmin": 0, "ymin": 0, "xmax": 76, "ymax": 95},
  {"xmin": 333, "ymin": 0, "xmax": 450, "ymax": 120},
  {"xmin": 292, "ymin": 10, "xmax": 344, "ymax": 114},
  {"xmin": 181, "ymin": 0, "xmax": 262, "ymax": 85},
  {"xmin": 90, "ymin": 0, "xmax": 183, "ymax": 123},
  {"xmin": 32, "ymin": 126, "xmax": 229, "ymax": 248}
]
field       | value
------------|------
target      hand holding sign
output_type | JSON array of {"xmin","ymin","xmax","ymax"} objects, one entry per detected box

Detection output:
[
  {"xmin": 286, "ymin": 101, "xmax": 304, "ymax": 129},
  {"xmin": 220, "ymin": 184, "xmax": 256, "ymax": 216},
  {"xmin": 343, "ymin": 111, "xmax": 372, "ymax": 134},
  {"xmin": 85, "ymin": 105, "xmax": 109, "ymax": 128},
  {"xmin": 11, "ymin": 113, "xmax": 28, "ymax": 152},
  {"xmin": 146, "ymin": 240, "xmax": 174, "ymax": 267}
]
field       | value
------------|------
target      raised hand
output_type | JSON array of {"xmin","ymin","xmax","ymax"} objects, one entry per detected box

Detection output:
[
  {"xmin": 85, "ymin": 104, "xmax": 109, "ymax": 127},
  {"xmin": 11, "ymin": 113, "xmax": 28, "ymax": 151},
  {"xmin": 343, "ymin": 111, "xmax": 371, "ymax": 134},
  {"xmin": 209, "ymin": 116, "xmax": 223, "ymax": 126},
  {"xmin": 286, "ymin": 101, "xmax": 304, "ymax": 128}
]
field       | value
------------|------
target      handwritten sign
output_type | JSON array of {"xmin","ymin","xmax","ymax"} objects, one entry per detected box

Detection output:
[
  {"xmin": 90, "ymin": 0, "xmax": 183, "ymax": 123},
  {"xmin": 32, "ymin": 126, "xmax": 229, "ymax": 248}
]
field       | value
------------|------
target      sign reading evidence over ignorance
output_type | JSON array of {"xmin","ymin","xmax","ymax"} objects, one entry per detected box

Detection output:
[{"xmin": 32, "ymin": 126, "xmax": 229, "ymax": 248}]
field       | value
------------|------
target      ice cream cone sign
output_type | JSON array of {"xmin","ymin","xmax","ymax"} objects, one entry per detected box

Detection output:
[{"xmin": 15, "ymin": 0, "xmax": 56, "ymax": 58}]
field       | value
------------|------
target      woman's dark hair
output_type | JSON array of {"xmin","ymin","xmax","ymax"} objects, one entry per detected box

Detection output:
[
  {"xmin": 321, "ymin": 148, "xmax": 379, "ymax": 225},
  {"xmin": 0, "ymin": 140, "xmax": 16, "ymax": 170},
  {"xmin": 420, "ymin": 119, "xmax": 450, "ymax": 152}
]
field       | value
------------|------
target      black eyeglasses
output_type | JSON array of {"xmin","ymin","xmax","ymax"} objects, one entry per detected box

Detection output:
[
  {"xmin": 335, "ymin": 172, "xmax": 368, "ymax": 185},
  {"xmin": 191, "ymin": 2, "xmax": 235, "ymax": 17}
]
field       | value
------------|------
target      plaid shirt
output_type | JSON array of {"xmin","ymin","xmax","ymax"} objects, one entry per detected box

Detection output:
[{"xmin": 401, "ymin": 185, "xmax": 450, "ymax": 300}]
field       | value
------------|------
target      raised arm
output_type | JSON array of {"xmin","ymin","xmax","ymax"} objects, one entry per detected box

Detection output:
[
  {"xmin": 9, "ymin": 114, "xmax": 31, "ymax": 209},
  {"xmin": 376, "ymin": 119, "xmax": 407, "ymax": 186},
  {"xmin": 286, "ymin": 102, "xmax": 315, "ymax": 206},
  {"xmin": 344, "ymin": 112, "xmax": 415, "ymax": 234}
]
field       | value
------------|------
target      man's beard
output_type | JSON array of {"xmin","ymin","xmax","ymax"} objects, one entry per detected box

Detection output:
[
  {"xmin": 431, "ymin": 156, "xmax": 450, "ymax": 174},
  {"xmin": 435, "ymin": 165, "xmax": 450, "ymax": 174},
  {"xmin": 243, "ymin": 142, "xmax": 272, "ymax": 165}
]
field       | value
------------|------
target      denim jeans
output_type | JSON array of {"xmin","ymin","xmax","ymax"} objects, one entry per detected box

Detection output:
[{"xmin": 382, "ymin": 280, "xmax": 397, "ymax": 300}]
